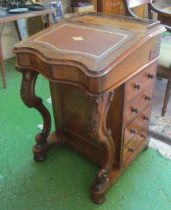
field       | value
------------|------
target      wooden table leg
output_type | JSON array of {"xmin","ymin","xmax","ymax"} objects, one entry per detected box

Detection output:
[
  {"xmin": 20, "ymin": 70, "xmax": 51, "ymax": 161},
  {"xmin": 14, "ymin": 21, "xmax": 22, "ymax": 41},
  {"xmin": 0, "ymin": 33, "xmax": 6, "ymax": 88},
  {"xmin": 45, "ymin": 13, "xmax": 54, "ymax": 28}
]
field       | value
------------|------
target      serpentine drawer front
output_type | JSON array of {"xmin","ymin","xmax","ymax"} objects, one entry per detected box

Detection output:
[{"xmin": 13, "ymin": 13, "xmax": 165, "ymax": 204}]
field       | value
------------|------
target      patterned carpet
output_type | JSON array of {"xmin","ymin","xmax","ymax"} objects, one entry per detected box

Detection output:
[
  {"xmin": 149, "ymin": 32, "xmax": 171, "ymax": 143},
  {"xmin": 149, "ymin": 112, "xmax": 171, "ymax": 143},
  {"xmin": 161, "ymin": 32, "xmax": 171, "ymax": 43}
]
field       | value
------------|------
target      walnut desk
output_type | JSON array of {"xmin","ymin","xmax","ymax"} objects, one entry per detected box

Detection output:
[
  {"xmin": 0, "ymin": 7, "xmax": 55, "ymax": 88},
  {"xmin": 13, "ymin": 13, "xmax": 165, "ymax": 204}
]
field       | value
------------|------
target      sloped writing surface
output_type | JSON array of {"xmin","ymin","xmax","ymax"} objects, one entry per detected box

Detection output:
[
  {"xmin": 34, "ymin": 24, "xmax": 128, "ymax": 59},
  {"xmin": 14, "ymin": 13, "xmax": 165, "ymax": 74}
]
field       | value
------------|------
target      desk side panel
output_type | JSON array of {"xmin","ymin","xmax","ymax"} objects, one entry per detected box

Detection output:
[{"xmin": 49, "ymin": 82, "xmax": 107, "ymax": 166}]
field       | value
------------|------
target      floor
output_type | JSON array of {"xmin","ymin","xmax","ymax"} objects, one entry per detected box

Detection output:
[{"xmin": 0, "ymin": 58, "xmax": 171, "ymax": 210}]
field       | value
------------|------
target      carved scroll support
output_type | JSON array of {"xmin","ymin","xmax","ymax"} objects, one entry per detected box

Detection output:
[
  {"xmin": 20, "ymin": 70, "xmax": 51, "ymax": 162},
  {"xmin": 89, "ymin": 91, "xmax": 115, "ymax": 204}
]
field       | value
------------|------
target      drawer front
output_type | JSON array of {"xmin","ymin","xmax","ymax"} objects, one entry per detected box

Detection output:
[
  {"xmin": 125, "ymin": 63, "xmax": 156, "ymax": 102},
  {"xmin": 124, "ymin": 88, "xmax": 153, "ymax": 125},
  {"xmin": 124, "ymin": 105, "xmax": 151, "ymax": 146},
  {"xmin": 123, "ymin": 126, "xmax": 148, "ymax": 164}
]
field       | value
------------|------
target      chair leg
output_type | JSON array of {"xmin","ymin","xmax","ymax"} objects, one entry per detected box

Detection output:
[
  {"xmin": 14, "ymin": 21, "xmax": 22, "ymax": 41},
  {"xmin": 161, "ymin": 79, "xmax": 171, "ymax": 117},
  {"xmin": 0, "ymin": 40, "xmax": 6, "ymax": 88}
]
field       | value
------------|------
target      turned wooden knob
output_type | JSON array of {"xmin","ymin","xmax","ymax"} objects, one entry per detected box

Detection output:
[
  {"xmin": 140, "ymin": 133, "xmax": 146, "ymax": 138},
  {"xmin": 143, "ymin": 115, "xmax": 149, "ymax": 121},
  {"xmin": 128, "ymin": 146, "xmax": 135, "ymax": 152},
  {"xmin": 130, "ymin": 128, "xmax": 137, "ymax": 134},
  {"xmin": 145, "ymin": 95, "xmax": 151, "ymax": 101},
  {"xmin": 147, "ymin": 73, "xmax": 154, "ymax": 79},
  {"xmin": 134, "ymin": 83, "xmax": 141, "ymax": 90},
  {"xmin": 131, "ymin": 107, "xmax": 139, "ymax": 113}
]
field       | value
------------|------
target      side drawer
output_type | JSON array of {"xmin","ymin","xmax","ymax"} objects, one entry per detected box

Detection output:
[
  {"xmin": 123, "ymin": 126, "xmax": 149, "ymax": 164},
  {"xmin": 124, "ymin": 88, "xmax": 153, "ymax": 125},
  {"xmin": 124, "ymin": 105, "xmax": 151, "ymax": 146},
  {"xmin": 125, "ymin": 63, "xmax": 156, "ymax": 102}
]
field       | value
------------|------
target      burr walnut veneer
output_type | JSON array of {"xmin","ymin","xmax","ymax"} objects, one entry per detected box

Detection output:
[{"xmin": 13, "ymin": 13, "xmax": 165, "ymax": 204}]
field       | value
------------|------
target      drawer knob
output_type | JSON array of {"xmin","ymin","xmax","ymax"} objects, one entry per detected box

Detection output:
[
  {"xmin": 140, "ymin": 133, "xmax": 146, "ymax": 138},
  {"xmin": 134, "ymin": 83, "xmax": 141, "ymax": 90},
  {"xmin": 128, "ymin": 146, "xmax": 135, "ymax": 152},
  {"xmin": 143, "ymin": 115, "xmax": 149, "ymax": 121},
  {"xmin": 130, "ymin": 128, "xmax": 137, "ymax": 134},
  {"xmin": 131, "ymin": 107, "xmax": 139, "ymax": 113},
  {"xmin": 147, "ymin": 73, "xmax": 155, "ymax": 79},
  {"xmin": 145, "ymin": 95, "xmax": 152, "ymax": 102}
]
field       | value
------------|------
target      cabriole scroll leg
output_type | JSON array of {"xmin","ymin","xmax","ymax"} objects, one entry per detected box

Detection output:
[
  {"xmin": 20, "ymin": 70, "xmax": 51, "ymax": 162},
  {"xmin": 91, "ymin": 132, "xmax": 115, "ymax": 204},
  {"xmin": 90, "ymin": 92, "xmax": 115, "ymax": 204}
]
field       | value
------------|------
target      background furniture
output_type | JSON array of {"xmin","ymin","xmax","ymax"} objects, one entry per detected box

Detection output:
[
  {"xmin": 122, "ymin": 0, "xmax": 171, "ymax": 116},
  {"xmin": 97, "ymin": 0, "xmax": 146, "ymax": 16},
  {"xmin": 14, "ymin": 13, "xmax": 164, "ymax": 203},
  {"xmin": 0, "ymin": 7, "xmax": 55, "ymax": 88},
  {"xmin": 97, "ymin": 0, "xmax": 125, "ymax": 15},
  {"xmin": 152, "ymin": 0, "xmax": 171, "ymax": 27},
  {"xmin": 71, "ymin": 0, "xmax": 97, "ymax": 10}
]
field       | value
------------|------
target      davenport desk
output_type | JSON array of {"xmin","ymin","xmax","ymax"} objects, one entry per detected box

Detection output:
[{"xmin": 13, "ymin": 13, "xmax": 165, "ymax": 204}]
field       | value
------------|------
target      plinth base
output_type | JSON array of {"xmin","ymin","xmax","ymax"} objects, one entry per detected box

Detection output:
[{"xmin": 32, "ymin": 131, "xmax": 149, "ymax": 204}]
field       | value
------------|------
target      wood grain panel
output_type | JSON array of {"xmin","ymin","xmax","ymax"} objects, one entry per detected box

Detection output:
[{"xmin": 97, "ymin": 0, "xmax": 144, "ymax": 16}]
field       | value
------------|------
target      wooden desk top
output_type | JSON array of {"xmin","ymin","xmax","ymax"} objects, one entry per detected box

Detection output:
[
  {"xmin": 0, "ymin": 7, "xmax": 55, "ymax": 24},
  {"xmin": 14, "ymin": 13, "xmax": 165, "ymax": 95},
  {"xmin": 14, "ymin": 13, "xmax": 165, "ymax": 75}
]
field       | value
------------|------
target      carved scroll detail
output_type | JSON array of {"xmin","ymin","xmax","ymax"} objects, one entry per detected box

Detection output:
[
  {"xmin": 88, "ymin": 97, "xmax": 102, "ymax": 138},
  {"xmin": 20, "ymin": 70, "xmax": 51, "ymax": 161},
  {"xmin": 89, "ymin": 91, "xmax": 115, "ymax": 201}
]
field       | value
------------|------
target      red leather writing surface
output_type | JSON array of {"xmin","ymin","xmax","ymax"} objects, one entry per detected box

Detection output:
[{"xmin": 35, "ymin": 24, "xmax": 127, "ymax": 58}]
